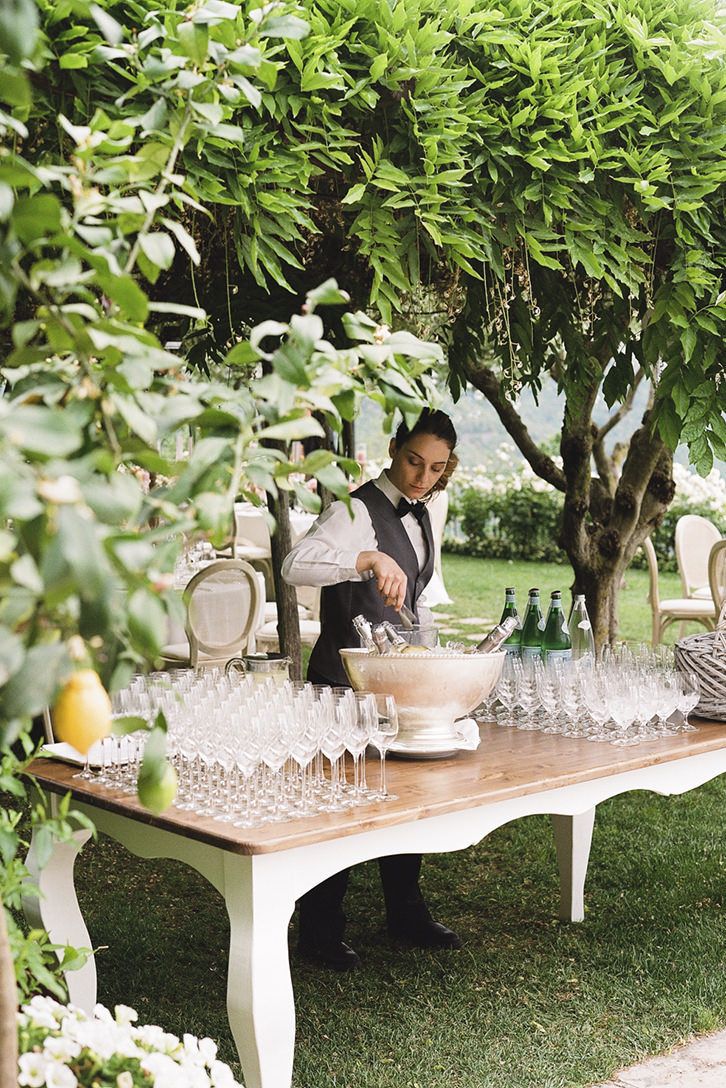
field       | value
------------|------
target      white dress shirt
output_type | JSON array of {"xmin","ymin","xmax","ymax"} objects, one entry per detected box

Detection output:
[{"xmin": 282, "ymin": 472, "xmax": 433, "ymax": 604}]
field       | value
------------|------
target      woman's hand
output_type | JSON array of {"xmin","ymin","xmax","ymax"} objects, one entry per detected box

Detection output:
[{"xmin": 356, "ymin": 551, "xmax": 407, "ymax": 611}]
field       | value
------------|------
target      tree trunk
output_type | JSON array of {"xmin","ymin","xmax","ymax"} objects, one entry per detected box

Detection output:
[
  {"xmin": 463, "ymin": 362, "xmax": 674, "ymax": 652},
  {"xmin": 266, "ymin": 490, "xmax": 303, "ymax": 680},
  {"xmin": 0, "ymin": 905, "xmax": 17, "ymax": 1088}
]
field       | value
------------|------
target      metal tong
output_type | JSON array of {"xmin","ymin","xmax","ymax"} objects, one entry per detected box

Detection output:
[{"xmin": 396, "ymin": 604, "xmax": 416, "ymax": 630}]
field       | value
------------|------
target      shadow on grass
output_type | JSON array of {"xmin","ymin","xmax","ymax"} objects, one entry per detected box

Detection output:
[{"xmin": 73, "ymin": 778, "xmax": 726, "ymax": 1088}]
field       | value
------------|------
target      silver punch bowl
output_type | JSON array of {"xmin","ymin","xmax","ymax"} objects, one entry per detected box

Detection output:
[{"xmin": 339, "ymin": 648, "xmax": 505, "ymax": 758}]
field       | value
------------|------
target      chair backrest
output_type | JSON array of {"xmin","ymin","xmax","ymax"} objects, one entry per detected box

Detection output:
[
  {"xmin": 234, "ymin": 508, "xmax": 272, "ymax": 553},
  {"xmin": 183, "ymin": 559, "xmax": 263, "ymax": 666},
  {"xmin": 640, "ymin": 536, "xmax": 660, "ymax": 611},
  {"xmin": 709, "ymin": 538, "xmax": 726, "ymax": 613},
  {"xmin": 295, "ymin": 583, "xmax": 321, "ymax": 620},
  {"xmin": 675, "ymin": 514, "xmax": 722, "ymax": 596}
]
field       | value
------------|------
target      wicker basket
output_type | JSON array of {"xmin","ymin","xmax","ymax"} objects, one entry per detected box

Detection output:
[{"xmin": 674, "ymin": 603, "xmax": 726, "ymax": 721}]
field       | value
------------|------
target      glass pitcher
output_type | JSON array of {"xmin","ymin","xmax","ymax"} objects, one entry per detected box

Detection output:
[{"xmin": 225, "ymin": 653, "xmax": 291, "ymax": 686}]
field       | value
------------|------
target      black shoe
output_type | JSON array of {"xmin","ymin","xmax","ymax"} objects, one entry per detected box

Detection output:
[
  {"xmin": 388, "ymin": 918, "xmax": 462, "ymax": 950},
  {"xmin": 297, "ymin": 935, "xmax": 361, "ymax": 972}
]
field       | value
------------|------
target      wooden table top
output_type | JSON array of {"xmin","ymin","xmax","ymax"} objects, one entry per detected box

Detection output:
[{"xmin": 29, "ymin": 718, "xmax": 726, "ymax": 857}]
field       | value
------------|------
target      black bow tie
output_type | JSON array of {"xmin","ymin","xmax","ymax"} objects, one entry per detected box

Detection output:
[{"xmin": 397, "ymin": 498, "xmax": 427, "ymax": 522}]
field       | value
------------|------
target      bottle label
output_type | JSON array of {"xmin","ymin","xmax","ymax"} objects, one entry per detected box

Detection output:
[
  {"xmin": 505, "ymin": 644, "xmax": 521, "ymax": 657},
  {"xmin": 537, "ymin": 618, "xmax": 546, "ymax": 631},
  {"xmin": 577, "ymin": 620, "xmax": 591, "ymax": 630},
  {"xmin": 544, "ymin": 648, "xmax": 572, "ymax": 662},
  {"xmin": 521, "ymin": 645, "xmax": 542, "ymax": 659}
]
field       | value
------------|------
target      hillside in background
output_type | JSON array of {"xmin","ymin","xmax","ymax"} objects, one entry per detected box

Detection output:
[{"xmin": 356, "ymin": 378, "xmax": 724, "ymax": 476}]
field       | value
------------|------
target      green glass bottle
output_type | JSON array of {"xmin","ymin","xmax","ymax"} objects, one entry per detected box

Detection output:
[
  {"xmin": 499, "ymin": 587, "xmax": 521, "ymax": 657},
  {"xmin": 542, "ymin": 590, "xmax": 572, "ymax": 663},
  {"xmin": 520, "ymin": 587, "xmax": 543, "ymax": 660}
]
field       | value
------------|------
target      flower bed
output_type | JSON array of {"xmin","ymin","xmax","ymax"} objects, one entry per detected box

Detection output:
[{"xmin": 17, "ymin": 997, "xmax": 241, "ymax": 1088}]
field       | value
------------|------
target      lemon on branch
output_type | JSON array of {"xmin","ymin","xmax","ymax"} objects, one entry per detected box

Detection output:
[{"xmin": 53, "ymin": 669, "xmax": 112, "ymax": 755}]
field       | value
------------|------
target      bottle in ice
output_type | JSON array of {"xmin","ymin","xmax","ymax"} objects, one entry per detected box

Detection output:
[
  {"xmin": 352, "ymin": 614, "xmax": 376, "ymax": 652},
  {"xmin": 520, "ymin": 587, "xmax": 544, "ymax": 660},
  {"xmin": 568, "ymin": 593, "xmax": 595, "ymax": 661},
  {"xmin": 498, "ymin": 586, "xmax": 521, "ymax": 657},
  {"xmin": 541, "ymin": 590, "xmax": 572, "ymax": 663},
  {"xmin": 473, "ymin": 615, "xmax": 520, "ymax": 654},
  {"xmin": 381, "ymin": 620, "xmax": 431, "ymax": 654}
]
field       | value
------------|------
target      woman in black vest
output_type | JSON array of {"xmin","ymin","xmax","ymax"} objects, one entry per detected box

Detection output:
[{"xmin": 282, "ymin": 409, "xmax": 460, "ymax": 970}]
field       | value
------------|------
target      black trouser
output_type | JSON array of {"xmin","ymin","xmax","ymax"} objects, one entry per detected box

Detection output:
[{"xmin": 299, "ymin": 665, "xmax": 428, "ymax": 942}]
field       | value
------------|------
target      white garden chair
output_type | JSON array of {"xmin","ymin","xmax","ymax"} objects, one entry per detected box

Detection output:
[{"xmin": 675, "ymin": 514, "xmax": 722, "ymax": 600}]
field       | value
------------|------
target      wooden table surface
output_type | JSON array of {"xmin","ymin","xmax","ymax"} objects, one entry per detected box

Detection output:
[{"xmin": 29, "ymin": 717, "xmax": 726, "ymax": 857}]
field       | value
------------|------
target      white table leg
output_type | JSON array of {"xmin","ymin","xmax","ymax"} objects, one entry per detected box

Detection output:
[
  {"xmin": 22, "ymin": 825, "xmax": 97, "ymax": 1011},
  {"xmin": 551, "ymin": 808, "xmax": 596, "ymax": 922},
  {"xmin": 222, "ymin": 853, "xmax": 297, "ymax": 1088}
]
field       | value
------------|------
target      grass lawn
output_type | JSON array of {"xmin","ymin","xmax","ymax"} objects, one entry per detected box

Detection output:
[
  {"xmin": 21, "ymin": 555, "xmax": 726, "ymax": 1087},
  {"xmin": 434, "ymin": 553, "xmax": 700, "ymax": 648}
]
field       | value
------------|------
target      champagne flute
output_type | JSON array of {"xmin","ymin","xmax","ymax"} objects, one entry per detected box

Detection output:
[{"xmin": 369, "ymin": 693, "xmax": 399, "ymax": 801}]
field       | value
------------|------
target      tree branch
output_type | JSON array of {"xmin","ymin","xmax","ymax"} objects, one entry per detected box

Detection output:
[
  {"xmin": 595, "ymin": 368, "xmax": 646, "ymax": 444},
  {"xmin": 464, "ymin": 362, "xmax": 567, "ymax": 492}
]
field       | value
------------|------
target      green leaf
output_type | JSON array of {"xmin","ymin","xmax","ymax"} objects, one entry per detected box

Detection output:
[
  {"xmin": 341, "ymin": 183, "xmax": 367, "ymax": 205},
  {"xmin": 0, "ymin": 0, "xmax": 39, "ymax": 62},
  {"xmin": 0, "ymin": 626, "xmax": 24, "ymax": 686},
  {"xmin": 192, "ymin": 0, "xmax": 240, "ymax": 23},
  {"xmin": 59, "ymin": 53, "xmax": 89, "ymax": 69},
  {"xmin": 161, "ymin": 217, "xmax": 201, "ymax": 265},
  {"xmin": 305, "ymin": 280, "xmax": 350, "ymax": 310},
  {"xmin": 112, "ymin": 714, "xmax": 149, "ymax": 736},
  {"xmin": 127, "ymin": 589, "xmax": 167, "ymax": 656},
  {"xmin": 657, "ymin": 399, "xmax": 682, "ymax": 451},
  {"xmin": 258, "ymin": 15, "xmax": 309, "ymax": 39},
  {"xmin": 57, "ymin": 506, "xmax": 109, "ymax": 597},
  {"xmin": 90, "ymin": 3, "xmax": 123, "ymax": 44},
  {"xmin": 0, "ymin": 405, "xmax": 82, "ymax": 458},
  {"xmin": 111, "ymin": 394, "xmax": 158, "ymax": 446},
  {"xmin": 98, "ymin": 273, "xmax": 149, "ymax": 322},
  {"xmin": 12, "ymin": 194, "xmax": 62, "ymax": 243},
  {"xmin": 177, "ymin": 21, "xmax": 208, "ymax": 64},
  {"xmin": 0, "ymin": 182, "xmax": 14, "ymax": 221},
  {"xmin": 0, "ymin": 643, "xmax": 66, "ymax": 720},
  {"xmin": 225, "ymin": 341, "xmax": 260, "ymax": 366},
  {"xmin": 257, "ymin": 416, "xmax": 325, "ymax": 442},
  {"xmin": 138, "ymin": 232, "xmax": 175, "ymax": 271},
  {"xmin": 370, "ymin": 53, "xmax": 388, "ymax": 80},
  {"xmin": 680, "ymin": 326, "xmax": 697, "ymax": 363},
  {"xmin": 147, "ymin": 301, "xmax": 206, "ymax": 318},
  {"xmin": 331, "ymin": 389, "xmax": 356, "ymax": 421},
  {"xmin": 301, "ymin": 449, "xmax": 335, "ymax": 473}
]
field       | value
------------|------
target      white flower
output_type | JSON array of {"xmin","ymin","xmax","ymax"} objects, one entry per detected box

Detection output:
[
  {"xmin": 178, "ymin": 1059, "xmax": 212, "ymax": 1088},
  {"xmin": 44, "ymin": 1037, "xmax": 81, "ymax": 1063},
  {"xmin": 18, "ymin": 1052, "xmax": 50, "ymax": 1088},
  {"xmin": 23, "ymin": 996, "xmax": 64, "ymax": 1030},
  {"xmin": 197, "ymin": 1038, "xmax": 218, "ymax": 1066},
  {"xmin": 45, "ymin": 1061, "xmax": 78, "ymax": 1088},
  {"xmin": 209, "ymin": 1060, "xmax": 235, "ymax": 1088},
  {"xmin": 66, "ymin": 1019, "xmax": 120, "ymax": 1061},
  {"xmin": 114, "ymin": 1005, "xmax": 139, "ymax": 1027},
  {"xmin": 182, "ymin": 1035, "xmax": 202, "ymax": 1064},
  {"xmin": 136, "ymin": 1024, "xmax": 168, "ymax": 1051},
  {"xmin": 25, "ymin": 1009, "xmax": 59, "ymax": 1031},
  {"xmin": 92, "ymin": 1004, "xmax": 114, "ymax": 1024},
  {"xmin": 117, "ymin": 1072, "xmax": 134, "ymax": 1088},
  {"xmin": 141, "ymin": 1052, "xmax": 185, "ymax": 1088}
]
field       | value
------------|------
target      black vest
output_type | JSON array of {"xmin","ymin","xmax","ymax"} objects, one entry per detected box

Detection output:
[{"xmin": 308, "ymin": 480, "xmax": 435, "ymax": 686}]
